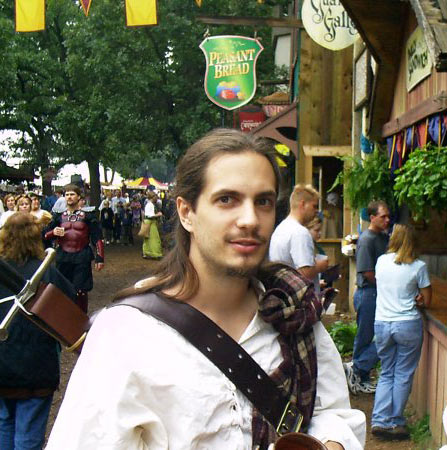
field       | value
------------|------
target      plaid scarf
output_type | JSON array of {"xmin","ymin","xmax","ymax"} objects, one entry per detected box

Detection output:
[{"xmin": 251, "ymin": 263, "xmax": 326, "ymax": 449}]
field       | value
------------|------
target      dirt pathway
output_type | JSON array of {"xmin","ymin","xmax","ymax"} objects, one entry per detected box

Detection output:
[{"xmin": 46, "ymin": 238, "xmax": 420, "ymax": 449}]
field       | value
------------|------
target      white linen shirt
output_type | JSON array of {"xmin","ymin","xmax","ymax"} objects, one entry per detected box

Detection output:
[{"xmin": 46, "ymin": 305, "xmax": 365, "ymax": 450}]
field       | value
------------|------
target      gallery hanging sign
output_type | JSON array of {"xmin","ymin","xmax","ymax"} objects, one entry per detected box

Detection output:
[
  {"xmin": 200, "ymin": 35, "xmax": 263, "ymax": 110},
  {"xmin": 406, "ymin": 27, "xmax": 432, "ymax": 92},
  {"xmin": 301, "ymin": 0, "xmax": 359, "ymax": 51}
]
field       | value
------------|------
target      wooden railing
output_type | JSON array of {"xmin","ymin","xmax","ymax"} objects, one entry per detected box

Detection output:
[{"xmin": 410, "ymin": 277, "xmax": 447, "ymax": 447}]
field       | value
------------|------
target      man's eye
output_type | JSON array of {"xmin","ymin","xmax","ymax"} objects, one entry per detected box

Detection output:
[
  {"xmin": 218, "ymin": 196, "xmax": 231, "ymax": 204},
  {"xmin": 257, "ymin": 198, "xmax": 273, "ymax": 207}
]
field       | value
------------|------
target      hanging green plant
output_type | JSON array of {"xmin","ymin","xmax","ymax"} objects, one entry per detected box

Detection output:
[
  {"xmin": 393, "ymin": 145, "xmax": 447, "ymax": 222},
  {"xmin": 330, "ymin": 147, "xmax": 395, "ymax": 212}
]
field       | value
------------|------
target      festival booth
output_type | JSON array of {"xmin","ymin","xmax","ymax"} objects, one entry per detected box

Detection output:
[
  {"xmin": 251, "ymin": 2, "xmax": 354, "ymax": 311},
  {"xmin": 126, "ymin": 177, "xmax": 169, "ymax": 190},
  {"xmin": 0, "ymin": 161, "xmax": 35, "ymax": 185},
  {"xmin": 340, "ymin": 0, "xmax": 447, "ymax": 445}
]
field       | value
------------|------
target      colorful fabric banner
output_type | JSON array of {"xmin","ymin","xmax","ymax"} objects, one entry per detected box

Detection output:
[
  {"xmin": 15, "ymin": 0, "xmax": 45, "ymax": 32},
  {"xmin": 80, "ymin": 0, "xmax": 92, "ymax": 16},
  {"xmin": 416, "ymin": 118, "xmax": 428, "ymax": 148},
  {"xmin": 387, "ymin": 112, "xmax": 447, "ymax": 171},
  {"xmin": 427, "ymin": 114, "xmax": 447, "ymax": 146},
  {"xmin": 125, "ymin": 0, "xmax": 158, "ymax": 27}
]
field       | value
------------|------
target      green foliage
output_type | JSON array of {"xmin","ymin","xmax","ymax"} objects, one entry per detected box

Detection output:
[
  {"xmin": 327, "ymin": 320, "xmax": 357, "ymax": 356},
  {"xmin": 330, "ymin": 148, "xmax": 395, "ymax": 212},
  {"xmin": 407, "ymin": 413, "xmax": 432, "ymax": 446},
  {"xmin": 0, "ymin": 0, "xmax": 282, "ymax": 198},
  {"xmin": 393, "ymin": 145, "xmax": 447, "ymax": 222}
]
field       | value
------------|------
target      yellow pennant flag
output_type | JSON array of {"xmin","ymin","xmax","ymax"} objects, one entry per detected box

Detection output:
[
  {"xmin": 195, "ymin": 0, "xmax": 202, "ymax": 6},
  {"xmin": 15, "ymin": 0, "xmax": 45, "ymax": 32},
  {"xmin": 125, "ymin": 0, "xmax": 158, "ymax": 27}
]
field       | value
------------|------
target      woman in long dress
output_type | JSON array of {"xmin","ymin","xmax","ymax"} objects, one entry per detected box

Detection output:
[{"xmin": 142, "ymin": 191, "xmax": 163, "ymax": 259}]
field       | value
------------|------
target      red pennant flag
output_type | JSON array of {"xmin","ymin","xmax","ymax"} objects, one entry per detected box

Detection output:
[{"xmin": 80, "ymin": 0, "xmax": 92, "ymax": 16}]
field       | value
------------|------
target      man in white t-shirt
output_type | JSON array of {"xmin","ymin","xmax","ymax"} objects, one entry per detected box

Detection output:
[
  {"xmin": 269, "ymin": 184, "xmax": 328, "ymax": 286},
  {"xmin": 269, "ymin": 186, "xmax": 363, "ymax": 445}
]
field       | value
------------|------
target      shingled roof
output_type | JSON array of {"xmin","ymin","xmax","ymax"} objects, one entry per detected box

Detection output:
[
  {"xmin": 340, "ymin": 0, "xmax": 447, "ymax": 138},
  {"xmin": 0, "ymin": 161, "xmax": 35, "ymax": 182},
  {"xmin": 410, "ymin": 0, "xmax": 447, "ymax": 70}
]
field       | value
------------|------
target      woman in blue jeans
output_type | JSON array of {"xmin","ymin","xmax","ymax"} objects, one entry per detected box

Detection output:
[
  {"xmin": 371, "ymin": 224, "xmax": 431, "ymax": 441},
  {"xmin": 0, "ymin": 213, "xmax": 76, "ymax": 450}
]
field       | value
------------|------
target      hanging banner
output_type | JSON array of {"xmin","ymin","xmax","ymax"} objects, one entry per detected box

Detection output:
[
  {"xmin": 15, "ymin": 0, "xmax": 45, "ymax": 32},
  {"xmin": 406, "ymin": 27, "xmax": 432, "ymax": 92},
  {"xmin": 125, "ymin": 0, "xmax": 158, "ymax": 27},
  {"xmin": 301, "ymin": 0, "xmax": 358, "ymax": 51},
  {"xmin": 200, "ymin": 35, "xmax": 263, "ymax": 111},
  {"xmin": 80, "ymin": 0, "xmax": 92, "ymax": 16}
]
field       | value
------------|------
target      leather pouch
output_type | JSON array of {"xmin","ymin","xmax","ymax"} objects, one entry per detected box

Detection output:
[
  {"xmin": 25, "ymin": 283, "xmax": 90, "ymax": 353},
  {"xmin": 275, "ymin": 432, "xmax": 328, "ymax": 449}
]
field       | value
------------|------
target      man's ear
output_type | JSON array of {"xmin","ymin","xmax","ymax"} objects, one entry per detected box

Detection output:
[{"xmin": 177, "ymin": 196, "xmax": 193, "ymax": 232}]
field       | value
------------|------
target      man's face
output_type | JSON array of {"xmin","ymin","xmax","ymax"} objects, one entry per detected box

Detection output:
[
  {"xmin": 31, "ymin": 197, "xmax": 40, "ymax": 211},
  {"xmin": 302, "ymin": 198, "xmax": 319, "ymax": 225},
  {"xmin": 65, "ymin": 191, "xmax": 80, "ymax": 208},
  {"xmin": 370, "ymin": 205, "xmax": 390, "ymax": 232},
  {"xmin": 183, "ymin": 151, "xmax": 277, "ymax": 279}
]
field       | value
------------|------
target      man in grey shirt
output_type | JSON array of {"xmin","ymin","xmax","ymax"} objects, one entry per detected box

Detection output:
[{"xmin": 344, "ymin": 201, "xmax": 390, "ymax": 394}]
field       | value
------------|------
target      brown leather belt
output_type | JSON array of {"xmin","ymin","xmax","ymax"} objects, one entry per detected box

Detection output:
[{"xmin": 111, "ymin": 293, "xmax": 304, "ymax": 436}]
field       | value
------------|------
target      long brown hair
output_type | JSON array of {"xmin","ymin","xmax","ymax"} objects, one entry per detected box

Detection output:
[
  {"xmin": 388, "ymin": 224, "xmax": 418, "ymax": 264},
  {"xmin": 116, "ymin": 128, "xmax": 280, "ymax": 300},
  {"xmin": 0, "ymin": 212, "xmax": 45, "ymax": 264}
]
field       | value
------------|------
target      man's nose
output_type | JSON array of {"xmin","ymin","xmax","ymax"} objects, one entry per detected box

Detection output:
[{"xmin": 236, "ymin": 202, "xmax": 259, "ymax": 228}]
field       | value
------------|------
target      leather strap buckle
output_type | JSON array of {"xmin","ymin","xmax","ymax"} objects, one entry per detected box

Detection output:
[{"xmin": 276, "ymin": 401, "xmax": 303, "ymax": 436}]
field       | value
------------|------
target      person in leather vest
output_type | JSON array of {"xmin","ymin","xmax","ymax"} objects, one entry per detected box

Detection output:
[{"xmin": 45, "ymin": 184, "xmax": 104, "ymax": 312}]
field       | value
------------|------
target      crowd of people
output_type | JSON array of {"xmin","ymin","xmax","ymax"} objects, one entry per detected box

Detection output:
[
  {"xmin": 0, "ymin": 128, "xmax": 441, "ymax": 449},
  {"xmin": 0, "ymin": 183, "xmax": 176, "ymax": 448}
]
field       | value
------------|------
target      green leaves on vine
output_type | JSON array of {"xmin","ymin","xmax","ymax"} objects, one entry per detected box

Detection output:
[
  {"xmin": 393, "ymin": 145, "xmax": 447, "ymax": 221},
  {"xmin": 330, "ymin": 148, "xmax": 395, "ymax": 212}
]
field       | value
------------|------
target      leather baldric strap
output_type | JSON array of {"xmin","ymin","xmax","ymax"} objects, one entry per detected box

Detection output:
[{"xmin": 111, "ymin": 293, "xmax": 303, "ymax": 435}]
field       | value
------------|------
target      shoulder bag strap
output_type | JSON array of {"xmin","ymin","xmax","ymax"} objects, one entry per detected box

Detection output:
[{"xmin": 110, "ymin": 293, "xmax": 303, "ymax": 435}]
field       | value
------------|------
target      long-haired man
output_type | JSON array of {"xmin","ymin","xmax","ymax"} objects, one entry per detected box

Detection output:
[{"xmin": 47, "ymin": 129, "xmax": 365, "ymax": 450}]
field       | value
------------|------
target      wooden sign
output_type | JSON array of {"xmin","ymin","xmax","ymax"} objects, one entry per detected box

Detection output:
[
  {"xmin": 406, "ymin": 27, "xmax": 432, "ymax": 92},
  {"xmin": 301, "ymin": 0, "xmax": 358, "ymax": 51}
]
